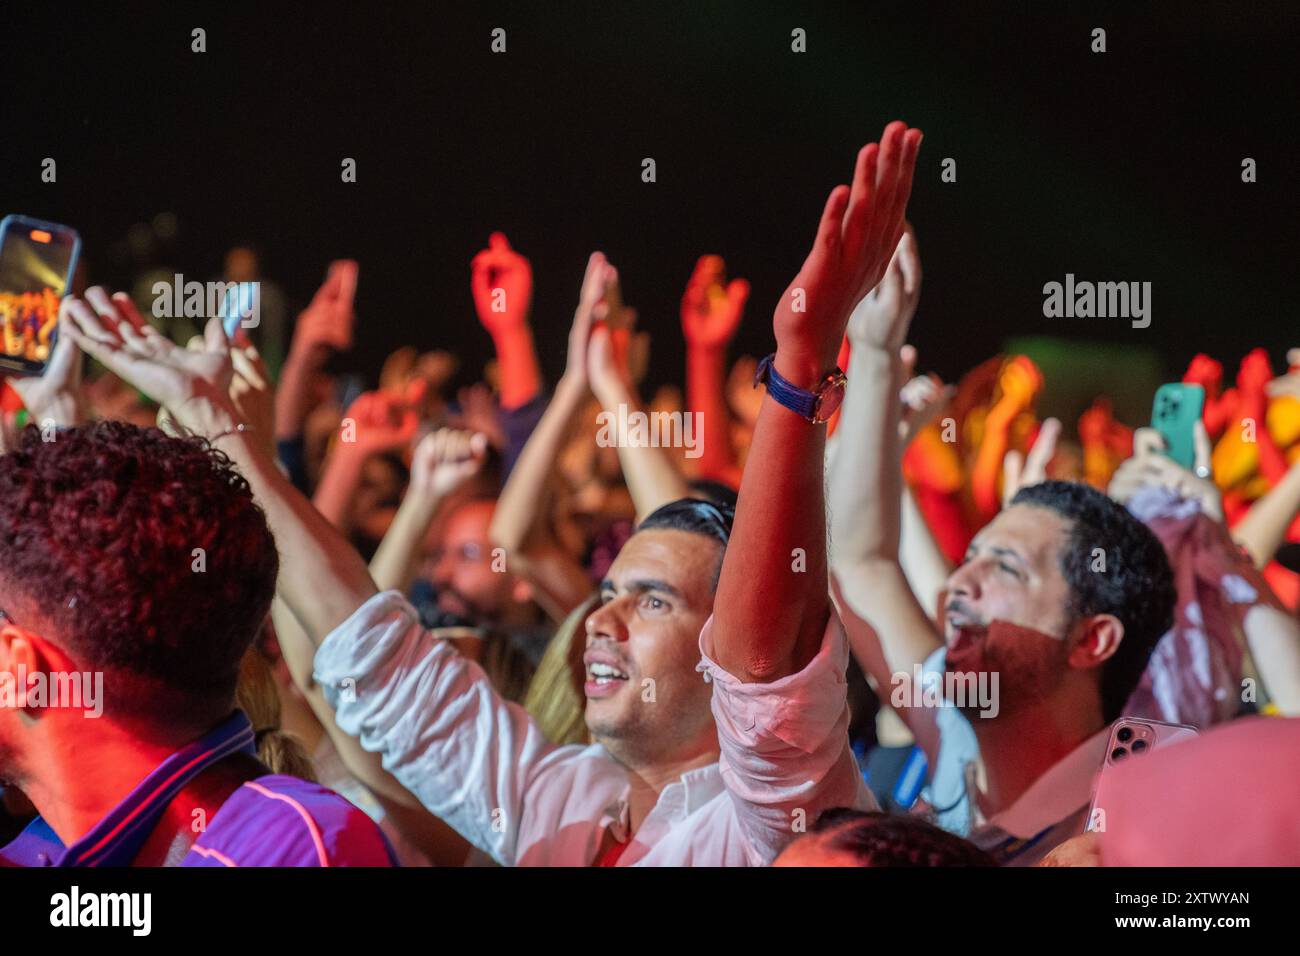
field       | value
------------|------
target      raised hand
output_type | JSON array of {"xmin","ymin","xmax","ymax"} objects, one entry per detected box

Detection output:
[
  {"xmin": 775, "ymin": 120, "xmax": 922, "ymax": 384},
  {"xmin": 680, "ymin": 255, "xmax": 749, "ymax": 350},
  {"xmin": 1002, "ymin": 417, "xmax": 1062, "ymax": 507},
  {"xmin": 562, "ymin": 251, "xmax": 616, "ymax": 391},
  {"xmin": 6, "ymin": 302, "xmax": 86, "ymax": 427},
  {"xmin": 340, "ymin": 383, "xmax": 425, "ymax": 457},
  {"xmin": 898, "ymin": 346, "xmax": 954, "ymax": 445},
  {"xmin": 470, "ymin": 232, "xmax": 533, "ymax": 334},
  {"xmin": 292, "ymin": 260, "xmax": 358, "ymax": 356},
  {"xmin": 1109, "ymin": 423, "xmax": 1221, "ymax": 521},
  {"xmin": 846, "ymin": 226, "xmax": 922, "ymax": 353},
  {"xmin": 62, "ymin": 286, "xmax": 237, "ymax": 435},
  {"xmin": 410, "ymin": 427, "xmax": 489, "ymax": 500}
]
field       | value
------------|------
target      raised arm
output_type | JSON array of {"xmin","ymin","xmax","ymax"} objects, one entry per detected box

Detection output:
[
  {"xmin": 681, "ymin": 255, "xmax": 749, "ymax": 487},
  {"xmin": 276, "ymin": 261, "xmax": 356, "ymax": 443},
  {"xmin": 63, "ymin": 289, "xmax": 377, "ymax": 643},
  {"xmin": 711, "ymin": 121, "xmax": 923, "ymax": 683},
  {"xmin": 826, "ymin": 229, "xmax": 945, "ymax": 756},
  {"xmin": 470, "ymin": 232, "xmax": 541, "ymax": 411},
  {"xmin": 588, "ymin": 269, "xmax": 691, "ymax": 519},
  {"xmin": 490, "ymin": 252, "xmax": 605, "ymax": 555},
  {"xmin": 370, "ymin": 427, "xmax": 488, "ymax": 592}
]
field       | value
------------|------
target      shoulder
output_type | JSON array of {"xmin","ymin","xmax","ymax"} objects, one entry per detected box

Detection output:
[{"xmin": 187, "ymin": 775, "xmax": 396, "ymax": 867}]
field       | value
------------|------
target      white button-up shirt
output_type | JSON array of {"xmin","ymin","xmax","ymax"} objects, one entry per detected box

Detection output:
[{"xmin": 314, "ymin": 591, "xmax": 873, "ymax": 866}]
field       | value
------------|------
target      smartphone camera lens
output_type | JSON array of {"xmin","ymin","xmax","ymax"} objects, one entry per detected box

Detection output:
[
  {"xmin": 1111, "ymin": 747, "xmax": 1127, "ymax": 761},
  {"xmin": 1116, "ymin": 727, "xmax": 1133, "ymax": 743},
  {"xmin": 1131, "ymin": 739, "xmax": 1147, "ymax": 753}
]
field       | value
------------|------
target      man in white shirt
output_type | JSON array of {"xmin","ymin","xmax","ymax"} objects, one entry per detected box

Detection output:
[
  {"xmin": 310, "ymin": 120, "xmax": 924, "ymax": 865},
  {"xmin": 64, "ymin": 120, "xmax": 924, "ymax": 866}
]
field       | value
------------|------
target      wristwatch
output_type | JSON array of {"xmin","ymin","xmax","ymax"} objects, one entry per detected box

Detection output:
[{"xmin": 754, "ymin": 353, "xmax": 847, "ymax": 424}]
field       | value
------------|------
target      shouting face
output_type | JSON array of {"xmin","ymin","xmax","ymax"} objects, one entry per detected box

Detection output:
[{"xmin": 942, "ymin": 503, "xmax": 1077, "ymax": 718}]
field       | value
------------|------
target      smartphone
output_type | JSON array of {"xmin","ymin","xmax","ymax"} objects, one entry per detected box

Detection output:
[
  {"xmin": 0, "ymin": 215, "xmax": 81, "ymax": 375},
  {"xmin": 1150, "ymin": 383, "xmax": 1205, "ymax": 470},
  {"xmin": 1084, "ymin": 717, "xmax": 1198, "ymax": 834},
  {"xmin": 220, "ymin": 281, "xmax": 260, "ymax": 339}
]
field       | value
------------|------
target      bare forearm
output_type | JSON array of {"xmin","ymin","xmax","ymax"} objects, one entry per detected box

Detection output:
[
  {"xmin": 312, "ymin": 448, "xmax": 367, "ymax": 533},
  {"xmin": 713, "ymin": 375, "xmax": 828, "ymax": 683},
  {"xmin": 371, "ymin": 496, "xmax": 441, "ymax": 593},
  {"xmin": 218, "ymin": 430, "xmax": 377, "ymax": 642},
  {"xmin": 829, "ymin": 345, "xmax": 904, "ymax": 570},
  {"xmin": 492, "ymin": 326, "xmax": 542, "ymax": 411},
  {"xmin": 274, "ymin": 346, "xmax": 324, "ymax": 441},
  {"xmin": 490, "ymin": 375, "xmax": 585, "ymax": 553},
  {"xmin": 900, "ymin": 484, "xmax": 952, "ymax": 616},
  {"xmin": 686, "ymin": 344, "xmax": 736, "ymax": 481},
  {"xmin": 1233, "ymin": 458, "xmax": 1300, "ymax": 568},
  {"xmin": 592, "ymin": 375, "xmax": 690, "ymax": 520}
]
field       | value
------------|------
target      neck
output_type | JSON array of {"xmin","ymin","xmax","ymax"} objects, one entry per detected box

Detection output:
[
  {"xmin": 620, "ymin": 746, "xmax": 719, "ymax": 834},
  {"xmin": 970, "ymin": 688, "xmax": 1102, "ymax": 819},
  {"xmin": 21, "ymin": 719, "xmax": 187, "ymax": 848}
]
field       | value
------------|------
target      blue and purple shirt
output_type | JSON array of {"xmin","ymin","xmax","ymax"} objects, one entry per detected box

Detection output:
[{"xmin": 1, "ymin": 711, "xmax": 397, "ymax": 867}]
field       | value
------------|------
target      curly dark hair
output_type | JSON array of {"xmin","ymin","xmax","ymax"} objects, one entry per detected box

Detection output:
[
  {"xmin": 1010, "ymin": 480, "xmax": 1175, "ymax": 722},
  {"xmin": 811, "ymin": 808, "xmax": 996, "ymax": 866},
  {"xmin": 0, "ymin": 422, "xmax": 278, "ymax": 733}
]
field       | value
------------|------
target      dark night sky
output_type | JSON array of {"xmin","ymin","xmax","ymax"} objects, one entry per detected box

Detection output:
[{"xmin": 4, "ymin": 1, "xmax": 1297, "ymax": 424}]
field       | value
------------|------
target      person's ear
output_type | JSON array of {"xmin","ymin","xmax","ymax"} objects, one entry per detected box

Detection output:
[
  {"xmin": 0, "ymin": 623, "xmax": 41, "ymax": 677},
  {"xmin": 1068, "ymin": 614, "xmax": 1124, "ymax": 669},
  {"xmin": 0, "ymin": 623, "xmax": 69, "ymax": 718}
]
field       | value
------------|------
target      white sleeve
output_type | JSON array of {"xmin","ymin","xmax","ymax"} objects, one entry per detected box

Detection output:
[
  {"xmin": 697, "ymin": 611, "xmax": 876, "ymax": 865},
  {"xmin": 312, "ymin": 591, "xmax": 566, "ymax": 866}
]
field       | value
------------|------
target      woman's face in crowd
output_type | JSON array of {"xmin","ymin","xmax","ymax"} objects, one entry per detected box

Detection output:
[{"xmin": 583, "ymin": 529, "xmax": 720, "ymax": 761}]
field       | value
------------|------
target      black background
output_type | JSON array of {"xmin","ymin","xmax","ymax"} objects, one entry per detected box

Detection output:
[{"xmin": 4, "ymin": 1, "xmax": 1297, "ymax": 405}]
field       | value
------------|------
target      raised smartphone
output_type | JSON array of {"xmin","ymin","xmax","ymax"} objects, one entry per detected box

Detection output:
[
  {"xmin": 1151, "ymin": 382, "xmax": 1205, "ymax": 470},
  {"xmin": 0, "ymin": 215, "xmax": 81, "ymax": 375}
]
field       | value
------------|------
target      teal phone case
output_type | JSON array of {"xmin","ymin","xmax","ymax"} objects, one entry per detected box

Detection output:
[{"xmin": 1151, "ymin": 383, "xmax": 1205, "ymax": 470}]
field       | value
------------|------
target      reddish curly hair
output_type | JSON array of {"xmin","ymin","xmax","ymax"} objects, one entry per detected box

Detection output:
[{"xmin": 0, "ymin": 421, "xmax": 278, "ymax": 733}]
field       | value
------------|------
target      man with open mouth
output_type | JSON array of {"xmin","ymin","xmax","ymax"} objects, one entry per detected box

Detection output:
[
  {"xmin": 68, "ymin": 121, "xmax": 925, "ymax": 865},
  {"xmin": 828, "ymin": 225, "xmax": 1179, "ymax": 865}
]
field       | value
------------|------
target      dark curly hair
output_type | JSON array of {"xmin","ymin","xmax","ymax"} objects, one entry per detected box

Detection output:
[
  {"xmin": 0, "ymin": 422, "xmax": 278, "ymax": 734},
  {"xmin": 811, "ymin": 808, "xmax": 995, "ymax": 866},
  {"xmin": 1010, "ymin": 480, "xmax": 1175, "ymax": 722}
]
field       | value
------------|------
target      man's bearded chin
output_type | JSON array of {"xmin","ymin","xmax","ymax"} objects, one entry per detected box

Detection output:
[{"xmin": 944, "ymin": 618, "xmax": 1071, "ymax": 719}]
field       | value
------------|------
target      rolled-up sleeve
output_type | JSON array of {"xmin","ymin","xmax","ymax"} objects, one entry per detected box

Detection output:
[
  {"xmin": 697, "ymin": 611, "xmax": 875, "ymax": 865},
  {"xmin": 313, "ymin": 591, "xmax": 562, "ymax": 866}
]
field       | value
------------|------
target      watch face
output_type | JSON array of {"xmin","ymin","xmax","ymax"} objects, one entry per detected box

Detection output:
[{"xmin": 813, "ymin": 375, "xmax": 847, "ymax": 423}]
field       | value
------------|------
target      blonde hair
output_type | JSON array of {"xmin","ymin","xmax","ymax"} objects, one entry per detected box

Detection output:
[
  {"xmin": 523, "ymin": 594, "xmax": 597, "ymax": 746},
  {"xmin": 236, "ymin": 648, "xmax": 318, "ymax": 781}
]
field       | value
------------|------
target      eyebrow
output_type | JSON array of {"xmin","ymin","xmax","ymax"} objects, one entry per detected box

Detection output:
[
  {"xmin": 965, "ymin": 543, "xmax": 1026, "ymax": 565},
  {"xmin": 599, "ymin": 578, "xmax": 684, "ymax": 598}
]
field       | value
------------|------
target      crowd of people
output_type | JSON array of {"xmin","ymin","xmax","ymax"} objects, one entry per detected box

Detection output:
[{"xmin": 1, "ymin": 120, "xmax": 1297, "ymax": 867}]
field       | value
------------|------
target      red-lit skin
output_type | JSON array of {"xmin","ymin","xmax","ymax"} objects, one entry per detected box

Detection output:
[
  {"xmin": 771, "ymin": 832, "xmax": 861, "ymax": 867},
  {"xmin": 276, "ymin": 260, "xmax": 357, "ymax": 442},
  {"xmin": 712, "ymin": 121, "xmax": 924, "ymax": 685},
  {"xmin": 681, "ymin": 254, "xmax": 749, "ymax": 487},
  {"xmin": 583, "ymin": 528, "xmax": 721, "ymax": 832},
  {"xmin": 942, "ymin": 503, "xmax": 1125, "ymax": 814},
  {"xmin": 470, "ymin": 233, "xmax": 541, "ymax": 411},
  {"xmin": 0, "ymin": 596, "xmax": 217, "ymax": 848}
]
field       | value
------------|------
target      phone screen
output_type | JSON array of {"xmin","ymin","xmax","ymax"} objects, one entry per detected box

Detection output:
[{"xmin": 0, "ymin": 217, "xmax": 80, "ymax": 374}]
